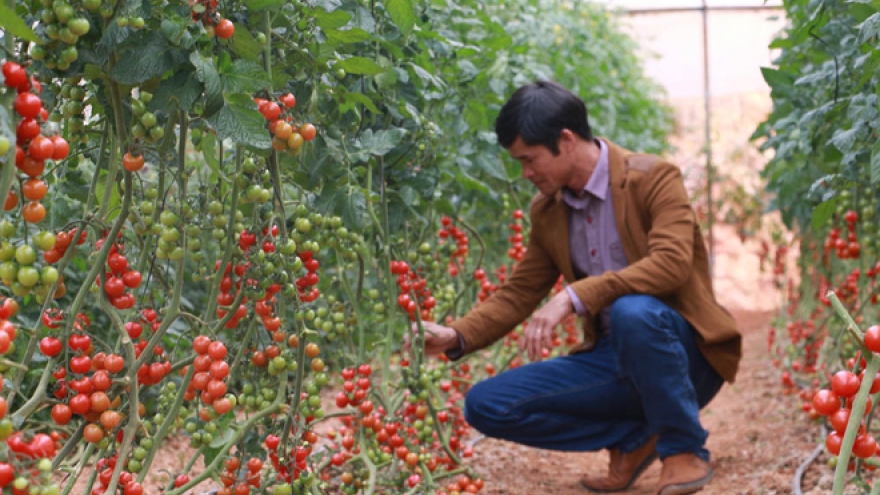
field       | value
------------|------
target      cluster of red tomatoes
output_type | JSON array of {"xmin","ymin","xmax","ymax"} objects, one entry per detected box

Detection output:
[
  {"xmin": 3, "ymin": 61, "xmax": 69, "ymax": 223},
  {"xmin": 812, "ymin": 361, "xmax": 880, "ymax": 461},
  {"xmin": 214, "ymin": 260, "xmax": 260, "ymax": 328},
  {"xmin": 507, "ymin": 209, "xmax": 526, "ymax": 261},
  {"xmin": 188, "ymin": 0, "xmax": 235, "ymax": 38},
  {"xmin": 94, "ymin": 454, "xmax": 146, "ymax": 495},
  {"xmin": 333, "ymin": 364, "xmax": 374, "ymax": 415},
  {"xmin": 391, "ymin": 260, "xmax": 436, "ymax": 321},
  {"xmin": 96, "ymin": 239, "xmax": 143, "ymax": 310},
  {"xmin": 294, "ymin": 250, "xmax": 321, "ymax": 303},
  {"xmin": 825, "ymin": 211, "xmax": 862, "ymax": 261},
  {"xmin": 438, "ymin": 216, "xmax": 469, "ymax": 277},
  {"xmin": 185, "ymin": 336, "xmax": 233, "ymax": 416},
  {"xmin": 257, "ymin": 93, "xmax": 318, "ymax": 156}
]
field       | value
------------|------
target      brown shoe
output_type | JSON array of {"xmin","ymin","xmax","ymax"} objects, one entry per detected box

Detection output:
[
  {"xmin": 580, "ymin": 436, "xmax": 658, "ymax": 493},
  {"xmin": 655, "ymin": 453, "xmax": 713, "ymax": 495}
]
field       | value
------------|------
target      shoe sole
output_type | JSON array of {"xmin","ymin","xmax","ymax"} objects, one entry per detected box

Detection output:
[
  {"xmin": 656, "ymin": 467, "xmax": 714, "ymax": 495},
  {"xmin": 580, "ymin": 451, "xmax": 659, "ymax": 493}
]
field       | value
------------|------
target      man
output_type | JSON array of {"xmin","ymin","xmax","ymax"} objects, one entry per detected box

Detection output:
[{"xmin": 417, "ymin": 81, "xmax": 741, "ymax": 495}]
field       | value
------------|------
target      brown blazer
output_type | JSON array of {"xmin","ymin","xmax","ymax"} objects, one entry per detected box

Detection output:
[{"xmin": 450, "ymin": 139, "xmax": 742, "ymax": 383}]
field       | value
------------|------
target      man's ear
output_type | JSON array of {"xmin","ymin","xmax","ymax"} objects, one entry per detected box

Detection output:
[{"xmin": 558, "ymin": 129, "xmax": 576, "ymax": 153}]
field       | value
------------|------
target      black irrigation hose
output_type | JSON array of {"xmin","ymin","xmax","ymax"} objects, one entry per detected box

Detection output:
[{"xmin": 793, "ymin": 425, "xmax": 827, "ymax": 495}]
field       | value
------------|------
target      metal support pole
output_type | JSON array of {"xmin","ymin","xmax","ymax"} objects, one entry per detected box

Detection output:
[{"xmin": 701, "ymin": 0, "xmax": 715, "ymax": 277}]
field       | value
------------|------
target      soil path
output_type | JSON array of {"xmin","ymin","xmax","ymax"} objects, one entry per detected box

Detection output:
[{"xmin": 464, "ymin": 309, "xmax": 821, "ymax": 495}]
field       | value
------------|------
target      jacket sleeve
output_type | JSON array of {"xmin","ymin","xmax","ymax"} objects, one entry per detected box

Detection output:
[
  {"xmin": 569, "ymin": 162, "xmax": 695, "ymax": 313},
  {"xmin": 449, "ymin": 209, "xmax": 561, "ymax": 355}
]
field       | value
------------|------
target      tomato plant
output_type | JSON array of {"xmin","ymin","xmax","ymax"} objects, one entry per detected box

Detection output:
[{"xmin": 0, "ymin": 0, "xmax": 671, "ymax": 493}]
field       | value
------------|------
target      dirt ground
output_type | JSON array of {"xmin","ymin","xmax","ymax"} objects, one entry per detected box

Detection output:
[{"xmin": 463, "ymin": 309, "xmax": 827, "ymax": 495}]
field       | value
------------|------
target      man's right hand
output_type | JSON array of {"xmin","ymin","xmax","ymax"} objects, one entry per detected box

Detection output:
[{"xmin": 406, "ymin": 321, "xmax": 460, "ymax": 356}]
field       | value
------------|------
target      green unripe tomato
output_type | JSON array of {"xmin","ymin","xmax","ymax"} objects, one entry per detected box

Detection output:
[
  {"xmin": 133, "ymin": 447, "xmax": 148, "ymax": 460},
  {"xmin": 0, "ymin": 262, "xmax": 17, "ymax": 283},
  {"xmin": 15, "ymin": 245, "xmax": 37, "ymax": 265},
  {"xmin": 161, "ymin": 227, "xmax": 180, "ymax": 243},
  {"xmin": 53, "ymin": 3, "xmax": 74, "ymax": 23},
  {"xmin": 0, "ymin": 243, "xmax": 15, "ymax": 262},
  {"xmin": 160, "ymin": 210, "xmax": 179, "ymax": 226},
  {"xmin": 40, "ymin": 266, "xmax": 60, "ymax": 286},
  {"xmin": 168, "ymin": 246, "xmax": 184, "ymax": 261},
  {"xmin": 149, "ymin": 126, "xmax": 164, "ymax": 141},
  {"xmin": 295, "ymin": 218, "xmax": 311, "ymax": 233},
  {"xmin": 0, "ymin": 221, "xmax": 15, "ymax": 239},
  {"xmin": 140, "ymin": 112, "xmax": 157, "ymax": 128},
  {"xmin": 12, "ymin": 477, "xmax": 28, "ymax": 491},
  {"xmin": 131, "ymin": 123, "xmax": 147, "ymax": 139},
  {"xmin": 68, "ymin": 17, "xmax": 90, "ymax": 36},
  {"xmin": 16, "ymin": 266, "xmax": 40, "ymax": 288},
  {"xmin": 33, "ymin": 231, "xmax": 56, "ymax": 251},
  {"xmin": 59, "ymin": 27, "xmax": 78, "ymax": 45},
  {"xmin": 273, "ymin": 483, "xmax": 292, "ymax": 495}
]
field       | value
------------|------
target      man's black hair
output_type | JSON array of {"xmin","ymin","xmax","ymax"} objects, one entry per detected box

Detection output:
[{"xmin": 495, "ymin": 80, "xmax": 593, "ymax": 155}]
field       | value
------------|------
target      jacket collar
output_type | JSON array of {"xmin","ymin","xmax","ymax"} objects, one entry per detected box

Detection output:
[{"xmin": 534, "ymin": 138, "xmax": 632, "ymax": 283}]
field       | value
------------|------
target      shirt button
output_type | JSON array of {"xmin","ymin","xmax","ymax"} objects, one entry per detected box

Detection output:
[{"xmin": 591, "ymin": 249, "xmax": 596, "ymax": 256}]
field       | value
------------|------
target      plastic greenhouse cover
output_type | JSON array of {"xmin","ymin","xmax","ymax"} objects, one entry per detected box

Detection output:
[{"xmin": 595, "ymin": 0, "xmax": 783, "ymax": 10}]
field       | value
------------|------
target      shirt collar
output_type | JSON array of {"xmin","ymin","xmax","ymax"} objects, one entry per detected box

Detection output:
[{"xmin": 562, "ymin": 139, "xmax": 609, "ymax": 208}]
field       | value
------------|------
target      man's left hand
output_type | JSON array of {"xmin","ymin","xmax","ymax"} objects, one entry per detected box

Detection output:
[{"xmin": 520, "ymin": 290, "xmax": 573, "ymax": 362}]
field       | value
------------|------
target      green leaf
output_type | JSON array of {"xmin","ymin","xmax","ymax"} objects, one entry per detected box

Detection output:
[
  {"xmin": 0, "ymin": 4, "xmax": 40, "ymax": 43},
  {"xmin": 348, "ymin": 128, "xmax": 407, "ymax": 162},
  {"xmin": 243, "ymin": 0, "xmax": 283, "ymax": 10},
  {"xmin": 830, "ymin": 127, "xmax": 860, "ymax": 153},
  {"xmin": 111, "ymin": 32, "xmax": 178, "ymax": 84},
  {"xmin": 232, "ymin": 26, "xmax": 262, "ymax": 61},
  {"xmin": 475, "ymin": 155, "xmax": 507, "ymax": 181},
  {"xmin": 309, "ymin": 0, "xmax": 342, "ymax": 12},
  {"xmin": 315, "ymin": 186, "xmax": 367, "ymax": 230},
  {"xmin": 325, "ymin": 28, "xmax": 371, "ymax": 44},
  {"xmin": 859, "ymin": 12, "xmax": 880, "ymax": 42},
  {"xmin": 160, "ymin": 18, "xmax": 187, "ymax": 45},
  {"xmin": 149, "ymin": 68, "xmax": 203, "ymax": 111},
  {"xmin": 207, "ymin": 93, "xmax": 272, "ymax": 151},
  {"xmin": 812, "ymin": 199, "xmax": 837, "ymax": 230},
  {"xmin": 337, "ymin": 57, "xmax": 384, "ymax": 75},
  {"xmin": 760, "ymin": 67, "xmax": 794, "ymax": 90},
  {"xmin": 385, "ymin": 0, "xmax": 416, "ymax": 35},
  {"xmin": 84, "ymin": 64, "xmax": 104, "ymax": 80},
  {"xmin": 221, "ymin": 60, "xmax": 270, "ymax": 94},
  {"xmin": 411, "ymin": 63, "xmax": 446, "ymax": 89},
  {"xmin": 340, "ymin": 92, "xmax": 379, "ymax": 114},
  {"xmin": 315, "ymin": 8, "xmax": 352, "ymax": 30},
  {"xmin": 190, "ymin": 52, "xmax": 223, "ymax": 116},
  {"xmin": 98, "ymin": 22, "xmax": 132, "ymax": 56},
  {"xmin": 871, "ymin": 139, "xmax": 880, "ymax": 184},
  {"xmin": 271, "ymin": 66, "xmax": 291, "ymax": 91}
]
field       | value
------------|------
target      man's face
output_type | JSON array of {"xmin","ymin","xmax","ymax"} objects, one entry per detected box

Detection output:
[{"xmin": 508, "ymin": 136, "xmax": 568, "ymax": 196}]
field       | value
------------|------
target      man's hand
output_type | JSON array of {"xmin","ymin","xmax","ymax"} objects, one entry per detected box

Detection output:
[
  {"xmin": 520, "ymin": 290, "xmax": 573, "ymax": 362},
  {"xmin": 406, "ymin": 321, "xmax": 460, "ymax": 356}
]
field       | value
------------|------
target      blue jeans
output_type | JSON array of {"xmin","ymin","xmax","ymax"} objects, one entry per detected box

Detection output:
[{"xmin": 463, "ymin": 295, "xmax": 724, "ymax": 461}]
